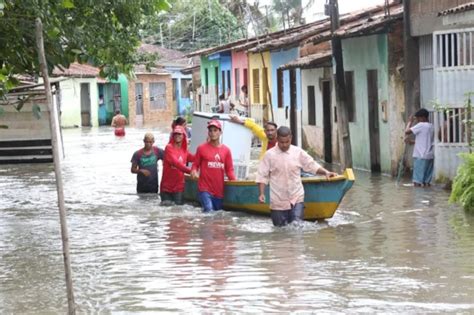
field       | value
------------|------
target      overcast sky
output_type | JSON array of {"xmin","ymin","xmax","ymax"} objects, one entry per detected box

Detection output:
[{"xmin": 304, "ymin": 0, "xmax": 387, "ymax": 22}]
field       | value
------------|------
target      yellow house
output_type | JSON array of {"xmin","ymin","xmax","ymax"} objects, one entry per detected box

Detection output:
[{"xmin": 247, "ymin": 51, "xmax": 271, "ymax": 123}]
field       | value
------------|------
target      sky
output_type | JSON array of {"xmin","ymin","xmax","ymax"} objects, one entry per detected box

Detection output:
[{"xmin": 304, "ymin": 0, "xmax": 387, "ymax": 23}]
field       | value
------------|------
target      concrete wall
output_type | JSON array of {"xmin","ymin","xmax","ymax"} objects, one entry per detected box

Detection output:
[
  {"xmin": 301, "ymin": 67, "xmax": 339, "ymax": 163},
  {"xmin": 128, "ymin": 73, "xmax": 174, "ymax": 127},
  {"xmin": 59, "ymin": 77, "xmax": 99, "ymax": 128},
  {"xmin": 410, "ymin": 0, "xmax": 473, "ymax": 36},
  {"xmin": 200, "ymin": 55, "xmax": 220, "ymax": 102},
  {"xmin": 342, "ymin": 34, "xmax": 392, "ymax": 173}
]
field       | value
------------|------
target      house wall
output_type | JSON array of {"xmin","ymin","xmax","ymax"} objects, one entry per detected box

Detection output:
[
  {"xmin": 231, "ymin": 50, "xmax": 248, "ymax": 99},
  {"xmin": 108, "ymin": 74, "xmax": 129, "ymax": 118},
  {"xmin": 248, "ymin": 51, "xmax": 272, "ymax": 124},
  {"xmin": 59, "ymin": 77, "xmax": 99, "ymax": 128},
  {"xmin": 342, "ymin": 34, "xmax": 393, "ymax": 174},
  {"xmin": 128, "ymin": 73, "xmax": 174, "ymax": 127},
  {"xmin": 301, "ymin": 67, "xmax": 339, "ymax": 162},
  {"xmin": 410, "ymin": 0, "xmax": 473, "ymax": 36},
  {"xmin": 218, "ymin": 52, "xmax": 232, "ymax": 96},
  {"xmin": 200, "ymin": 55, "xmax": 220, "ymax": 108},
  {"xmin": 167, "ymin": 67, "xmax": 193, "ymax": 115}
]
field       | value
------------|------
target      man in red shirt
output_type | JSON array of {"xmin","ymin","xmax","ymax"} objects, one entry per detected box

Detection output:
[
  {"xmin": 191, "ymin": 119, "xmax": 236, "ymax": 212},
  {"xmin": 160, "ymin": 126, "xmax": 195, "ymax": 205}
]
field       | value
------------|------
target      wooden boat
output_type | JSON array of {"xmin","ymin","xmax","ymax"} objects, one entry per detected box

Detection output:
[{"xmin": 184, "ymin": 168, "xmax": 355, "ymax": 220}]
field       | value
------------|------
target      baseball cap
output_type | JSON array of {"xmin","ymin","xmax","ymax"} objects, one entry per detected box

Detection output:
[
  {"xmin": 207, "ymin": 119, "xmax": 222, "ymax": 130},
  {"xmin": 172, "ymin": 126, "xmax": 185, "ymax": 134}
]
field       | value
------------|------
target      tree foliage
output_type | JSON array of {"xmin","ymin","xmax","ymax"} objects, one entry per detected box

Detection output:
[
  {"xmin": 140, "ymin": 0, "xmax": 243, "ymax": 53},
  {"xmin": 0, "ymin": 0, "xmax": 169, "ymax": 96}
]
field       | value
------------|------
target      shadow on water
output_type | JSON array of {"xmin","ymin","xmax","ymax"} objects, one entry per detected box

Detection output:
[{"xmin": 0, "ymin": 127, "xmax": 473, "ymax": 313}]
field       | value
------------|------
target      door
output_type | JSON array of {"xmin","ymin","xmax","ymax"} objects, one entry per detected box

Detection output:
[
  {"xmin": 80, "ymin": 83, "xmax": 91, "ymax": 127},
  {"xmin": 289, "ymin": 69, "xmax": 298, "ymax": 145},
  {"xmin": 322, "ymin": 81, "xmax": 332, "ymax": 163},
  {"xmin": 367, "ymin": 70, "xmax": 381, "ymax": 172},
  {"xmin": 135, "ymin": 83, "xmax": 143, "ymax": 126}
]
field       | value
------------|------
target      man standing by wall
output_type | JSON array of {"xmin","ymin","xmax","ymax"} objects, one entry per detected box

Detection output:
[
  {"xmin": 191, "ymin": 119, "xmax": 236, "ymax": 212},
  {"xmin": 256, "ymin": 126, "xmax": 337, "ymax": 226}
]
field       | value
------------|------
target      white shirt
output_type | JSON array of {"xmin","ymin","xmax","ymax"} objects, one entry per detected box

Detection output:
[{"xmin": 411, "ymin": 122, "xmax": 434, "ymax": 159}]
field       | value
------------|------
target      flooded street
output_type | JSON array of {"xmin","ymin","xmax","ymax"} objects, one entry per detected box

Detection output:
[{"xmin": 1, "ymin": 127, "xmax": 473, "ymax": 314}]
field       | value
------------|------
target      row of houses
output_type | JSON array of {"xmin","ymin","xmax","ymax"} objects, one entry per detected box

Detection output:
[
  {"xmin": 187, "ymin": 0, "xmax": 473, "ymax": 180},
  {"xmin": 51, "ymin": 44, "xmax": 197, "ymax": 129}
]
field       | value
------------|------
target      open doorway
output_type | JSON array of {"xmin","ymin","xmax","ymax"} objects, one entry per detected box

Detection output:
[
  {"xmin": 80, "ymin": 83, "xmax": 91, "ymax": 127},
  {"xmin": 367, "ymin": 69, "xmax": 381, "ymax": 172},
  {"xmin": 289, "ymin": 69, "xmax": 298, "ymax": 145},
  {"xmin": 322, "ymin": 80, "xmax": 332, "ymax": 163}
]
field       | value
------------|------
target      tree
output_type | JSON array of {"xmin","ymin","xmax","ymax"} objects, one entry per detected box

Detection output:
[
  {"xmin": 140, "ymin": 0, "xmax": 243, "ymax": 52},
  {"xmin": 0, "ymin": 0, "xmax": 169, "ymax": 96}
]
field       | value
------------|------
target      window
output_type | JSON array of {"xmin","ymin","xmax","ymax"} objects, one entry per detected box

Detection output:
[
  {"xmin": 235, "ymin": 69, "xmax": 240, "ymax": 97},
  {"xmin": 345, "ymin": 71, "xmax": 356, "ymax": 122},
  {"xmin": 204, "ymin": 68, "xmax": 209, "ymax": 94},
  {"xmin": 252, "ymin": 69, "xmax": 260, "ymax": 103},
  {"xmin": 262, "ymin": 67, "xmax": 269, "ymax": 104},
  {"xmin": 172, "ymin": 79, "xmax": 177, "ymax": 100},
  {"xmin": 277, "ymin": 69, "xmax": 284, "ymax": 108},
  {"xmin": 435, "ymin": 31, "xmax": 474, "ymax": 67},
  {"xmin": 243, "ymin": 68, "xmax": 248, "ymax": 87},
  {"xmin": 149, "ymin": 82, "xmax": 166, "ymax": 110},
  {"xmin": 181, "ymin": 79, "xmax": 192, "ymax": 98},
  {"xmin": 307, "ymin": 85, "xmax": 316, "ymax": 125}
]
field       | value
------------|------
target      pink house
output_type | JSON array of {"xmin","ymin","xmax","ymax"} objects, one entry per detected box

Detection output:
[{"xmin": 231, "ymin": 50, "xmax": 248, "ymax": 100}]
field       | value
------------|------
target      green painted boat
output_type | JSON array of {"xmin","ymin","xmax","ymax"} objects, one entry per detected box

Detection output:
[{"xmin": 184, "ymin": 168, "xmax": 355, "ymax": 220}]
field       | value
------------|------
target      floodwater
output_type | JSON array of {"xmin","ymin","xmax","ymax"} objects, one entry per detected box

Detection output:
[{"xmin": 0, "ymin": 127, "xmax": 473, "ymax": 314}]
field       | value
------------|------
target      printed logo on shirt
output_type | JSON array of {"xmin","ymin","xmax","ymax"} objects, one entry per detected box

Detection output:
[
  {"xmin": 207, "ymin": 153, "xmax": 224, "ymax": 169},
  {"xmin": 141, "ymin": 154, "xmax": 157, "ymax": 167}
]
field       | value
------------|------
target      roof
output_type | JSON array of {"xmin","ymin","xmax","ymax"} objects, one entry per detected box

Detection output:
[
  {"xmin": 133, "ymin": 64, "xmax": 170, "ymax": 75},
  {"xmin": 438, "ymin": 2, "xmax": 474, "ymax": 16},
  {"xmin": 305, "ymin": 2, "xmax": 403, "ymax": 45},
  {"xmin": 138, "ymin": 44, "xmax": 193, "ymax": 67},
  {"xmin": 52, "ymin": 62, "xmax": 100, "ymax": 78},
  {"xmin": 181, "ymin": 64, "xmax": 200, "ymax": 74},
  {"xmin": 185, "ymin": 19, "xmax": 324, "ymax": 57},
  {"xmin": 279, "ymin": 51, "xmax": 332, "ymax": 70}
]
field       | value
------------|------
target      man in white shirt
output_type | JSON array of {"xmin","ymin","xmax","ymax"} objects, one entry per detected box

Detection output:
[{"xmin": 405, "ymin": 108, "xmax": 434, "ymax": 187}]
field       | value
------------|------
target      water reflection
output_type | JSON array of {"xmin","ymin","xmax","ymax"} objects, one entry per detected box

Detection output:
[{"xmin": 0, "ymin": 127, "xmax": 473, "ymax": 313}]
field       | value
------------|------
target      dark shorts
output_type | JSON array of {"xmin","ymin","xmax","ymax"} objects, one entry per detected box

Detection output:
[
  {"xmin": 160, "ymin": 191, "xmax": 184, "ymax": 205},
  {"xmin": 270, "ymin": 202, "xmax": 304, "ymax": 227},
  {"xmin": 198, "ymin": 191, "xmax": 223, "ymax": 213}
]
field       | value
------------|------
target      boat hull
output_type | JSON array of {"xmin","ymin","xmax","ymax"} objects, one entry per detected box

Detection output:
[{"xmin": 184, "ymin": 169, "xmax": 355, "ymax": 220}]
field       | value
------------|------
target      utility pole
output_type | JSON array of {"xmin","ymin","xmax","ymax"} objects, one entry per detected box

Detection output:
[
  {"xmin": 35, "ymin": 18, "xmax": 76, "ymax": 315},
  {"xmin": 159, "ymin": 23, "xmax": 164, "ymax": 48},
  {"xmin": 403, "ymin": 0, "xmax": 419, "ymax": 118},
  {"xmin": 329, "ymin": 0, "xmax": 353, "ymax": 169},
  {"xmin": 192, "ymin": 11, "xmax": 196, "ymax": 41}
]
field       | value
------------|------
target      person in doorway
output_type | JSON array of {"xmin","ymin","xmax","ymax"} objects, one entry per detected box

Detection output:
[
  {"xmin": 98, "ymin": 94, "xmax": 107, "ymax": 126},
  {"xmin": 256, "ymin": 126, "xmax": 337, "ymax": 227},
  {"xmin": 229, "ymin": 115, "xmax": 277, "ymax": 159},
  {"xmin": 216, "ymin": 94, "xmax": 227, "ymax": 113},
  {"xmin": 130, "ymin": 132, "xmax": 164, "ymax": 193},
  {"xmin": 405, "ymin": 108, "xmax": 434, "ymax": 187},
  {"xmin": 160, "ymin": 126, "xmax": 195, "ymax": 205},
  {"xmin": 111, "ymin": 109, "xmax": 127, "ymax": 136},
  {"xmin": 238, "ymin": 85, "xmax": 249, "ymax": 116},
  {"xmin": 190, "ymin": 119, "xmax": 236, "ymax": 212}
]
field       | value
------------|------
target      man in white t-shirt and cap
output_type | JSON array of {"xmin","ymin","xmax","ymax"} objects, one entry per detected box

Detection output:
[{"xmin": 405, "ymin": 108, "xmax": 434, "ymax": 187}]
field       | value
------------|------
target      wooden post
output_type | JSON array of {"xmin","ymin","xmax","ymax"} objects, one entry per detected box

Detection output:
[
  {"xmin": 403, "ymin": 0, "xmax": 420, "ymax": 118},
  {"xmin": 35, "ymin": 18, "xmax": 76, "ymax": 315},
  {"xmin": 329, "ymin": 0, "xmax": 352, "ymax": 169}
]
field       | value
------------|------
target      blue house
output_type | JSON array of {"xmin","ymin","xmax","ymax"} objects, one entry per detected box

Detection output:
[{"xmin": 139, "ymin": 44, "xmax": 195, "ymax": 116}]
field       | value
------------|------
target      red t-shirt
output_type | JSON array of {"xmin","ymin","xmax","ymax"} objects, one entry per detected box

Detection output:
[
  {"xmin": 267, "ymin": 139, "xmax": 277, "ymax": 150},
  {"xmin": 160, "ymin": 143, "xmax": 195, "ymax": 193},
  {"xmin": 191, "ymin": 142, "xmax": 236, "ymax": 198}
]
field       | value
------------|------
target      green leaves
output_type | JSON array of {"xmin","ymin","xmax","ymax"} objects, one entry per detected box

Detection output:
[
  {"xmin": 450, "ymin": 152, "xmax": 474, "ymax": 212},
  {"xmin": 61, "ymin": 0, "xmax": 75, "ymax": 9}
]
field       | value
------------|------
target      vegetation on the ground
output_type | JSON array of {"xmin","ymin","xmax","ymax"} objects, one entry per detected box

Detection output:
[{"xmin": 450, "ymin": 152, "xmax": 474, "ymax": 212}]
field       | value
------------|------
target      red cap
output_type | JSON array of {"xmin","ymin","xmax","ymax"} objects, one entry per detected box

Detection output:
[
  {"xmin": 172, "ymin": 126, "xmax": 185, "ymax": 134},
  {"xmin": 207, "ymin": 119, "xmax": 222, "ymax": 130}
]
